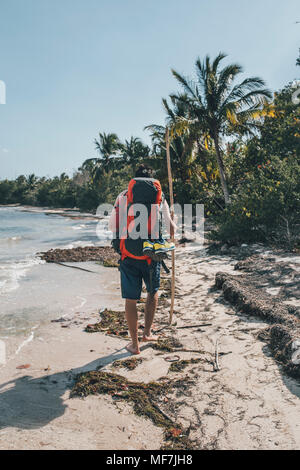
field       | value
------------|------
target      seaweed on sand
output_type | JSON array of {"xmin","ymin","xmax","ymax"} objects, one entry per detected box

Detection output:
[
  {"xmin": 169, "ymin": 358, "xmax": 206, "ymax": 373},
  {"xmin": 160, "ymin": 278, "xmax": 171, "ymax": 293},
  {"xmin": 71, "ymin": 370, "xmax": 198, "ymax": 449},
  {"xmin": 152, "ymin": 337, "xmax": 183, "ymax": 352},
  {"xmin": 102, "ymin": 258, "xmax": 119, "ymax": 268},
  {"xmin": 215, "ymin": 272, "xmax": 298, "ymax": 327},
  {"xmin": 38, "ymin": 246, "xmax": 119, "ymax": 265},
  {"xmin": 85, "ymin": 309, "xmax": 129, "ymax": 337},
  {"xmin": 112, "ymin": 357, "xmax": 143, "ymax": 371},
  {"xmin": 215, "ymin": 272, "xmax": 300, "ymax": 380},
  {"xmin": 269, "ymin": 325, "xmax": 300, "ymax": 380}
]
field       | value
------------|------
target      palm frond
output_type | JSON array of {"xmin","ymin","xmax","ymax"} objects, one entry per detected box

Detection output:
[
  {"xmin": 212, "ymin": 52, "xmax": 228, "ymax": 72},
  {"xmin": 144, "ymin": 124, "xmax": 166, "ymax": 133},
  {"xmin": 172, "ymin": 69, "xmax": 198, "ymax": 100}
]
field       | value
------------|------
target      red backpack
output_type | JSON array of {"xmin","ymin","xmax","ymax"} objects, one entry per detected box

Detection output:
[{"xmin": 119, "ymin": 178, "xmax": 163, "ymax": 263}]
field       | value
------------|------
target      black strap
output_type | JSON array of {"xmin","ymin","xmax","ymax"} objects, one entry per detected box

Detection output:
[{"xmin": 161, "ymin": 260, "xmax": 170, "ymax": 274}]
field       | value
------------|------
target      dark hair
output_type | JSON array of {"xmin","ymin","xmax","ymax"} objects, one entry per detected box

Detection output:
[{"xmin": 135, "ymin": 164, "xmax": 155, "ymax": 178}]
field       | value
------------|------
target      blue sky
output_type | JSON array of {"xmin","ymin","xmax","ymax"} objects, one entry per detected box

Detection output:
[{"xmin": 0, "ymin": 0, "xmax": 299, "ymax": 179}]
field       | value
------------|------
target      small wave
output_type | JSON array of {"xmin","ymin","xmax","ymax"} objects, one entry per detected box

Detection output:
[
  {"xmin": 0, "ymin": 206, "xmax": 17, "ymax": 212},
  {"xmin": 73, "ymin": 296, "xmax": 87, "ymax": 310},
  {"xmin": 64, "ymin": 240, "xmax": 95, "ymax": 249},
  {"xmin": 0, "ymin": 257, "xmax": 45, "ymax": 295},
  {"xmin": 15, "ymin": 327, "xmax": 37, "ymax": 356},
  {"xmin": 0, "ymin": 325, "xmax": 38, "ymax": 370},
  {"xmin": 0, "ymin": 236, "xmax": 22, "ymax": 243},
  {"xmin": 71, "ymin": 224, "xmax": 87, "ymax": 231}
]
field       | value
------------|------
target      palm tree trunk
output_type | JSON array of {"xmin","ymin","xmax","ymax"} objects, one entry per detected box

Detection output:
[
  {"xmin": 197, "ymin": 139, "xmax": 211, "ymax": 184},
  {"xmin": 213, "ymin": 135, "xmax": 230, "ymax": 205}
]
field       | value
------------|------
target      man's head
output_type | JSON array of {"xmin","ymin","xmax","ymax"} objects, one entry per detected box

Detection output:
[{"xmin": 135, "ymin": 164, "xmax": 155, "ymax": 179}]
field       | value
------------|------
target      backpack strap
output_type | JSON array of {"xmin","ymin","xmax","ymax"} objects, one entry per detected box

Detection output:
[
  {"xmin": 127, "ymin": 179, "xmax": 136, "ymax": 204},
  {"xmin": 148, "ymin": 180, "xmax": 162, "ymax": 236},
  {"xmin": 120, "ymin": 239, "xmax": 151, "ymax": 264},
  {"xmin": 120, "ymin": 178, "xmax": 163, "ymax": 263},
  {"xmin": 153, "ymin": 180, "xmax": 162, "ymax": 205}
]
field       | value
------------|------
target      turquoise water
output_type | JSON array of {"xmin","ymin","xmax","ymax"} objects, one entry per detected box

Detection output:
[
  {"xmin": 0, "ymin": 206, "xmax": 103, "ymax": 294},
  {"xmin": 0, "ymin": 207, "xmax": 120, "ymax": 337}
]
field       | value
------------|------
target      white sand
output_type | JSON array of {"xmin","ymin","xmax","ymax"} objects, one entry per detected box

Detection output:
[{"xmin": 0, "ymin": 245, "xmax": 299, "ymax": 450}]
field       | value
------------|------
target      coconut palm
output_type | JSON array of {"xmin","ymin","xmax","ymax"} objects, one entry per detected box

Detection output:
[
  {"xmin": 146, "ymin": 94, "xmax": 213, "ymax": 187},
  {"xmin": 26, "ymin": 174, "xmax": 38, "ymax": 190},
  {"xmin": 94, "ymin": 132, "xmax": 120, "ymax": 163},
  {"xmin": 83, "ymin": 132, "xmax": 121, "ymax": 181},
  {"xmin": 171, "ymin": 53, "xmax": 272, "ymax": 204},
  {"xmin": 120, "ymin": 137, "xmax": 150, "ymax": 173}
]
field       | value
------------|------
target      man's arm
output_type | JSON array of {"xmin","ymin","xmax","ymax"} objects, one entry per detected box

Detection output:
[
  {"xmin": 108, "ymin": 206, "xmax": 117, "ymax": 233},
  {"xmin": 108, "ymin": 194, "xmax": 121, "ymax": 233},
  {"xmin": 108, "ymin": 190, "xmax": 128, "ymax": 233}
]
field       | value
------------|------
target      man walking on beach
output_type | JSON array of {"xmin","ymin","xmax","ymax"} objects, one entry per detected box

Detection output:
[{"xmin": 109, "ymin": 164, "xmax": 176, "ymax": 355}]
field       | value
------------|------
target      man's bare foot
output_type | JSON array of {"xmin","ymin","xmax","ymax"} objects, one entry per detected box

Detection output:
[
  {"xmin": 142, "ymin": 334, "xmax": 159, "ymax": 342},
  {"xmin": 126, "ymin": 343, "xmax": 141, "ymax": 355}
]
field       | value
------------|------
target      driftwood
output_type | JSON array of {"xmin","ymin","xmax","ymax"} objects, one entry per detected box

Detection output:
[
  {"xmin": 54, "ymin": 262, "xmax": 98, "ymax": 274},
  {"xmin": 176, "ymin": 323, "xmax": 213, "ymax": 330},
  {"xmin": 165, "ymin": 127, "xmax": 175, "ymax": 325},
  {"xmin": 176, "ymin": 349, "xmax": 207, "ymax": 354}
]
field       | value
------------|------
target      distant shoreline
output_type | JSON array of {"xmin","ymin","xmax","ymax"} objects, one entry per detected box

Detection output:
[{"xmin": 0, "ymin": 204, "xmax": 101, "ymax": 220}]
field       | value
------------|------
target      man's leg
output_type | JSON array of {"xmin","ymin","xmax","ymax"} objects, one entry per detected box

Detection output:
[
  {"xmin": 125, "ymin": 299, "xmax": 140, "ymax": 354},
  {"xmin": 142, "ymin": 261, "xmax": 161, "ymax": 341},
  {"xmin": 143, "ymin": 291, "xmax": 159, "ymax": 341},
  {"xmin": 120, "ymin": 259, "xmax": 143, "ymax": 355}
]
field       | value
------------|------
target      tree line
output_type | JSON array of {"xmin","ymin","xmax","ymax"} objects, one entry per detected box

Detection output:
[{"xmin": 1, "ymin": 53, "xmax": 299, "ymax": 248}]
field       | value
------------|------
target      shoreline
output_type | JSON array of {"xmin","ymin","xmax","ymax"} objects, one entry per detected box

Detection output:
[
  {"xmin": 0, "ymin": 206, "xmax": 119, "ymax": 367},
  {"xmin": 0, "ymin": 204, "xmax": 101, "ymax": 220},
  {"xmin": 18, "ymin": 205, "xmax": 100, "ymax": 220},
  {"xmin": 0, "ymin": 243, "xmax": 299, "ymax": 449},
  {"xmin": 0, "ymin": 259, "xmax": 122, "ymax": 366}
]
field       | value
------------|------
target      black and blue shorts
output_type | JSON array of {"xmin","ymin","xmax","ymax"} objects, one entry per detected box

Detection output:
[{"xmin": 120, "ymin": 258, "xmax": 161, "ymax": 300}]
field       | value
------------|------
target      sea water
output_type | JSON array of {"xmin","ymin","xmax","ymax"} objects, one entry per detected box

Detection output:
[{"xmin": 0, "ymin": 206, "xmax": 120, "ymax": 339}]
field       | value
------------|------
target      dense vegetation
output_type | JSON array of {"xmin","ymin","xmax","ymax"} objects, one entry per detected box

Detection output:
[{"xmin": 1, "ymin": 53, "xmax": 299, "ymax": 248}]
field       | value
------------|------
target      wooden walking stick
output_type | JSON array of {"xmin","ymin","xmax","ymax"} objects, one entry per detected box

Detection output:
[{"xmin": 165, "ymin": 127, "xmax": 175, "ymax": 325}]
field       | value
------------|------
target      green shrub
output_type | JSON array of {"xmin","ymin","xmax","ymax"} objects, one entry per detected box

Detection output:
[{"xmin": 212, "ymin": 156, "xmax": 300, "ymax": 248}]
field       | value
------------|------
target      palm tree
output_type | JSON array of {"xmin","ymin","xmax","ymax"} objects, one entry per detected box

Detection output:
[
  {"xmin": 83, "ymin": 132, "xmax": 121, "ymax": 182},
  {"xmin": 26, "ymin": 174, "xmax": 38, "ymax": 190},
  {"xmin": 120, "ymin": 137, "xmax": 150, "ymax": 173},
  {"xmin": 94, "ymin": 132, "xmax": 120, "ymax": 163},
  {"xmin": 146, "ymin": 94, "xmax": 214, "ymax": 190},
  {"xmin": 171, "ymin": 53, "xmax": 272, "ymax": 204}
]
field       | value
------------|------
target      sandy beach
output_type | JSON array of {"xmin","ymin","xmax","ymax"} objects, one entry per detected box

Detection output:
[
  {"xmin": 0, "ymin": 242, "xmax": 299, "ymax": 450},
  {"xmin": 1, "ymin": 0, "xmax": 299, "ymax": 453}
]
